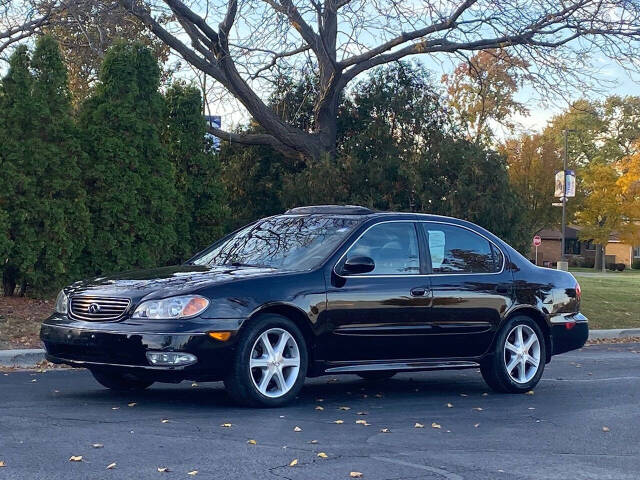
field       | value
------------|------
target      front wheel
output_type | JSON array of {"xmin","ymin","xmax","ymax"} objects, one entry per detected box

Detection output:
[
  {"xmin": 90, "ymin": 370, "xmax": 154, "ymax": 391},
  {"xmin": 481, "ymin": 316, "xmax": 546, "ymax": 393},
  {"xmin": 224, "ymin": 314, "xmax": 308, "ymax": 407}
]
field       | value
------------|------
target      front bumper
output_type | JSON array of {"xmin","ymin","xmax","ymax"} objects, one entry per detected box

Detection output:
[
  {"xmin": 550, "ymin": 312, "xmax": 589, "ymax": 355},
  {"xmin": 40, "ymin": 314, "xmax": 243, "ymax": 381}
]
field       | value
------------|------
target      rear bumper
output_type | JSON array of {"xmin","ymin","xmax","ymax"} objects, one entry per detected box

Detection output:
[
  {"xmin": 40, "ymin": 315, "xmax": 241, "ymax": 381},
  {"xmin": 550, "ymin": 312, "xmax": 589, "ymax": 356}
]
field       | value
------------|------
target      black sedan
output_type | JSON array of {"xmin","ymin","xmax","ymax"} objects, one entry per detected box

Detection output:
[{"xmin": 41, "ymin": 206, "xmax": 588, "ymax": 407}]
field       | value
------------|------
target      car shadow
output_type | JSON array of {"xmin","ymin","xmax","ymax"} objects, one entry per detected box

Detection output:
[{"xmin": 56, "ymin": 370, "xmax": 490, "ymax": 411}]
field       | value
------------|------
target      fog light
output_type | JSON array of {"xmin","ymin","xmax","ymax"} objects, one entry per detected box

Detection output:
[{"xmin": 146, "ymin": 351, "xmax": 197, "ymax": 366}]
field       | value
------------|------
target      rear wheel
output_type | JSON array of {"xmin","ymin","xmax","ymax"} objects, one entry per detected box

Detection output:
[
  {"xmin": 224, "ymin": 314, "xmax": 308, "ymax": 407},
  {"xmin": 481, "ymin": 316, "xmax": 546, "ymax": 393},
  {"xmin": 90, "ymin": 370, "xmax": 154, "ymax": 391},
  {"xmin": 357, "ymin": 371, "xmax": 396, "ymax": 381}
]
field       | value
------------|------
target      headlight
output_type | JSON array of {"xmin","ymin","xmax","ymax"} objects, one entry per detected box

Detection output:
[
  {"xmin": 55, "ymin": 290, "xmax": 68, "ymax": 314},
  {"xmin": 132, "ymin": 295, "xmax": 209, "ymax": 319}
]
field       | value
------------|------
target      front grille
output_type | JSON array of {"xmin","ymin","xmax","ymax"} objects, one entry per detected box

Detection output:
[{"xmin": 69, "ymin": 295, "xmax": 131, "ymax": 321}]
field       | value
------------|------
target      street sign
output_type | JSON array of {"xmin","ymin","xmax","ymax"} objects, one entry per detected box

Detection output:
[{"xmin": 533, "ymin": 235, "xmax": 541, "ymax": 265}]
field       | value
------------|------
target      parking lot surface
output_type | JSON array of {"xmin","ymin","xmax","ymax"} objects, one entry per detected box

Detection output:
[{"xmin": 1, "ymin": 343, "xmax": 639, "ymax": 479}]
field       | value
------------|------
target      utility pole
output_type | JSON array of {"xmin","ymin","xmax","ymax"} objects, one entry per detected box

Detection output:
[{"xmin": 561, "ymin": 129, "xmax": 568, "ymax": 263}]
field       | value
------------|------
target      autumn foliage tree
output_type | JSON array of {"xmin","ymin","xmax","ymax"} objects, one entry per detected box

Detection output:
[
  {"xmin": 576, "ymin": 150, "xmax": 640, "ymax": 271},
  {"xmin": 443, "ymin": 49, "xmax": 530, "ymax": 145}
]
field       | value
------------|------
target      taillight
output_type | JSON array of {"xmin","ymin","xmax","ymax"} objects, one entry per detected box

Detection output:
[{"xmin": 575, "ymin": 282, "xmax": 581, "ymax": 302}]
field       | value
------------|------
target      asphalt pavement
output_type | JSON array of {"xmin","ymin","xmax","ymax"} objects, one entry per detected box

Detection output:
[{"xmin": 1, "ymin": 343, "xmax": 639, "ymax": 480}]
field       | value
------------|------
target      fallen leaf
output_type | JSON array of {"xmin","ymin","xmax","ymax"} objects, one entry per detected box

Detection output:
[
  {"xmin": 317, "ymin": 452, "xmax": 328, "ymax": 458},
  {"xmin": 339, "ymin": 406, "xmax": 351, "ymax": 411},
  {"xmin": 191, "ymin": 383, "xmax": 198, "ymax": 387},
  {"xmin": 128, "ymin": 402, "xmax": 137, "ymax": 407},
  {"xmin": 106, "ymin": 462, "xmax": 116, "ymax": 470},
  {"xmin": 355, "ymin": 420, "xmax": 370, "ymax": 426},
  {"xmin": 356, "ymin": 411, "xmax": 368, "ymax": 416},
  {"xmin": 460, "ymin": 393, "xmax": 468, "ymax": 397},
  {"xmin": 289, "ymin": 459, "xmax": 298, "ymax": 467},
  {"xmin": 380, "ymin": 428, "xmax": 390, "ymax": 433},
  {"xmin": 69, "ymin": 456, "xmax": 83, "ymax": 462},
  {"xmin": 334, "ymin": 420, "xmax": 344, "ymax": 424},
  {"xmin": 473, "ymin": 407, "xmax": 483, "ymax": 411},
  {"xmin": 375, "ymin": 393, "xmax": 383, "ymax": 398},
  {"xmin": 111, "ymin": 407, "xmax": 119, "ymax": 410},
  {"xmin": 482, "ymin": 392, "xmax": 488, "ymax": 396},
  {"xmin": 187, "ymin": 471, "xmax": 198, "ymax": 476},
  {"xmin": 294, "ymin": 426, "xmax": 302, "ymax": 432},
  {"xmin": 161, "ymin": 419, "xmax": 169, "ymax": 423},
  {"xmin": 220, "ymin": 423, "xmax": 232, "ymax": 428},
  {"xmin": 157, "ymin": 467, "xmax": 170, "ymax": 472},
  {"xmin": 315, "ymin": 406, "xmax": 324, "ymax": 411},
  {"xmin": 446, "ymin": 403, "xmax": 453, "ymax": 408},
  {"xmin": 525, "ymin": 390, "xmax": 534, "ymax": 395},
  {"xmin": 431, "ymin": 422, "xmax": 441, "ymax": 429},
  {"xmin": 247, "ymin": 439, "xmax": 257, "ymax": 445},
  {"xmin": 0, "ymin": 461, "xmax": 5, "ymax": 467},
  {"xmin": 528, "ymin": 407, "xmax": 536, "ymax": 410},
  {"xmin": 92, "ymin": 443, "xmax": 104, "ymax": 449},
  {"xmin": 474, "ymin": 423, "xmax": 480, "ymax": 428},
  {"xmin": 602, "ymin": 426, "xmax": 610, "ymax": 432},
  {"xmin": 316, "ymin": 398, "xmax": 324, "ymax": 402},
  {"xmin": 350, "ymin": 472, "xmax": 363, "ymax": 478},
  {"xmin": 414, "ymin": 422, "xmax": 424, "ymax": 428}
]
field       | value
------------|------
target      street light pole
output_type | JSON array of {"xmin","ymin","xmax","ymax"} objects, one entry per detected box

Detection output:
[{"xmin": 561, "ymin": 129, "xmax": 568, "ymax": 263}]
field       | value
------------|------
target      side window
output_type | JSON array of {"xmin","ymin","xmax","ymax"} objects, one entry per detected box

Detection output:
[
  {"xmin": 344, "ymin": 222, "xmax": 420, "ymax": 275},
  {"xmin": 422, "ymin": 224, "xmax": 501, "ymax": 274}
]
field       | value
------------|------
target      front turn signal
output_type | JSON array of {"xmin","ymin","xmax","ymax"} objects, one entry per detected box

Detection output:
[{"xmin": 208, "ymin": 331, "xmax": 232, "ymax": 342}]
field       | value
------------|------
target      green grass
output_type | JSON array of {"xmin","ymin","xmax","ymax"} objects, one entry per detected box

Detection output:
[{"xmin": 569, "ymin": 269, "xmax": 640, "ymax": 329}]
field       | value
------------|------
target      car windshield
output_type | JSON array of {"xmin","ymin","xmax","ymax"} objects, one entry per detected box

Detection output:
[{"xmin": 191, "ymin": 215, "xmax": 361, "ymax": 270}]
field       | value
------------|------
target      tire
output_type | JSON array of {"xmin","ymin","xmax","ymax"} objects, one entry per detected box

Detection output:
[
  {"xmin": 357, "ymin": 372, "xmax": 396, "ymax": 381},
  {"xmin": 480, "ymin": 315, "xmax": 546, "ymax": 393},
  {"xmin": 224, "ymin": 314, "xmax": 308, "ymax": 407},
  {"xmin": 91, "ymin": 370, "xmax": 154, "ymax": 391}
]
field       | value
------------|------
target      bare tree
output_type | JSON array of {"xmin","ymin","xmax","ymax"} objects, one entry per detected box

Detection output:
[
  {"xmin": 0, "ymin": 0, "xmax": 57, "ymax": 58},
  {"xmin": 116, "ymin": 1, "xmax": 640, "ymax": 159}
]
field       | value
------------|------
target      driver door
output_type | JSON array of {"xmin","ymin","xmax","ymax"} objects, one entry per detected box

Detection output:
[{"xmin": 323, "ymin": 221, "xmax": 433, "ymax": 362}]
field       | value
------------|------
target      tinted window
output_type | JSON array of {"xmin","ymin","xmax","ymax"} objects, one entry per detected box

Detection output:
[
  {"xmin": 192, "ymin": 215, "xmax": 360, "ymax": 270},
  {"xmin": 344, "ymin": 222, "xmax": 420, "ymax": 275},
  {"xmin": 422, "ymin": 224, "xmax": 501, "ymax": 274}
]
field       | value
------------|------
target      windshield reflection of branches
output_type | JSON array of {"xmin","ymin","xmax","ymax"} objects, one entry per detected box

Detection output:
[{"xmin": 195, "ymin": 216, "xmax": 358, "ymax": 270}]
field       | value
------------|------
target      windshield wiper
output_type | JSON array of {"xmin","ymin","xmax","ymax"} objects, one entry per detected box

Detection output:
[{"xmin": 222, "ymin": 262, "xmax": 272, "ymax": 268}]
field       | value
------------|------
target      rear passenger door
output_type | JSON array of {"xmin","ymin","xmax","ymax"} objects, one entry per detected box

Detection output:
[{"xmin": 420, "ymin": 222, "xmax": 513, "ymax": 358}]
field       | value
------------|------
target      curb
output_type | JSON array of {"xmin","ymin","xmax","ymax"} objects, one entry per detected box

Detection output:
[
  {"xmin": 0, "ymin": 349, "xmax": 45, "ymax": 367},
  {"xmin": 588, "ymin": 329, "xmax": 640, "ymax": 340},
  {"xmin": 0, "ymin": 328, "xmax": 639, "ymax": 368}
]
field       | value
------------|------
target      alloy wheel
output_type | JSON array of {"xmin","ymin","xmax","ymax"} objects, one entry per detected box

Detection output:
[
  {"xmin": 249, "ymin": 328, "xmax": 301, "ymax": 398},
  {"xmin": 503, "ymin": 324, "xmax": 541, "ymax": 384}
]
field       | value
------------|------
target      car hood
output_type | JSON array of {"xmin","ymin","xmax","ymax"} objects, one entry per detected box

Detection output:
[{"xmin": 65, "ymin": 264, "xmax": 283, "ymax": 301}]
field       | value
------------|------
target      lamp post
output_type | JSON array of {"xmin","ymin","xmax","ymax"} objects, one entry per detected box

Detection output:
[{"xmin": 561, "ymin": 129, "xmax": 568, "ymax": 263}]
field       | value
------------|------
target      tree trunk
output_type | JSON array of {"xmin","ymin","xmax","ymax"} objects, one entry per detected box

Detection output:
[{"xmin": 2, "ymin": 265, "xmax": 17, "ymax": 296}]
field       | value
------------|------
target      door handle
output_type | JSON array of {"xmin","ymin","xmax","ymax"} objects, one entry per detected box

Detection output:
[{"xmin": 410, "ymin": 287, "xmax": 427, "ymax": 297}]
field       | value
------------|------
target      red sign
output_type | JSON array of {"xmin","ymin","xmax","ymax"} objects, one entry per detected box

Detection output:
[{"xmin": 533, "ymin": 235, "xmax": 542, "ymax": 247}]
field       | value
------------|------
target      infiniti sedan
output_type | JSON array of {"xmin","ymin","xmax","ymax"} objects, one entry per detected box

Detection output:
[{"xmin": 41, "ymin": 206, "xmax": 588, "ymax": 407}]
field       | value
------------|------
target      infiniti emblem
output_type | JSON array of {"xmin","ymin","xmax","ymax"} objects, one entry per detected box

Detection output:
[{"xmin": 88, "ymin": 303, "xmax": 102, "ymax": 314}]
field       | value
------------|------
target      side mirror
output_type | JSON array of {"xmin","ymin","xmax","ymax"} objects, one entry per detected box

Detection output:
[{"xmin": 342, "ymin": 256, "xmax": 375, "ymax": 275}]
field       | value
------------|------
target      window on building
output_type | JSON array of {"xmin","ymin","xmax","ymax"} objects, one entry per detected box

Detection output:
[
  {"xmin": 633, "ymin": 246, "xmax": 640, "ymax": 258},
  {"xmin": 564, "ymin": 239, "xmax": 581, "ymax": 255},
  {"xmin": 583, "ymin": 240, "xmax": 596, "ymax": 251}
]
